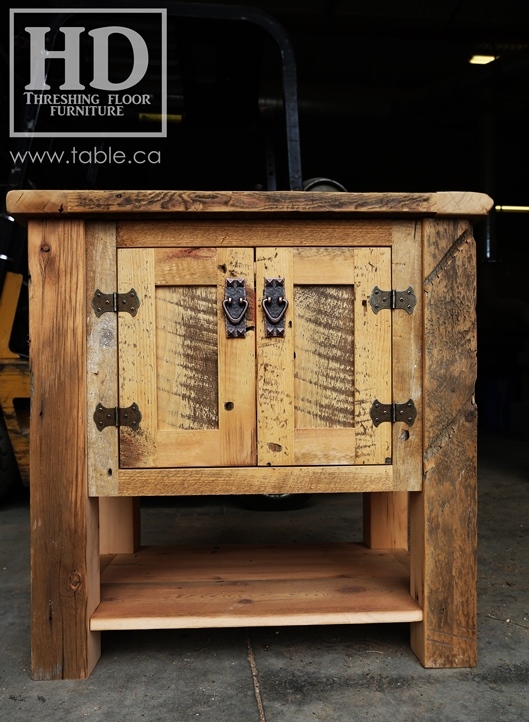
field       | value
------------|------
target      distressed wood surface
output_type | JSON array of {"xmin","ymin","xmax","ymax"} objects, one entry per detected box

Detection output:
[
  {"xmin": 118, "ymin": 220, "xmax": 395, "ymax": 248},
  {"xmin": 353, "ymin": 248, "xmax": 392, "ymax": 464},
  {"xmin": 410, "ymin": 218, "xmax": 478, "ymax": 668},
  {"xmin": 86, "ymin": 222, "xmax": 119, "ymax": 495},
  {"xmin": 294, "ymin": 285, "xmax": 355, "ymax": 429},
  {"xmin": 116, "ymin": 464, "xmax": 399, "ymax": 496},
  {"xmin": 156, "ymin": 285, "xmax": 219, "ymax": 430},
  {"xmin": 7, "ymin": 189, "xmax": 493, "ymax": 219},
  {"xmin": 216, "ymin": 248, "xmax": 256, "ymax": 466},
  {"xmin": 364, "ymin": 220, "xmax": 423, "ymax": 549},
  {"xmin": 118, "ymin": 247, "xmax": 256, "ymax": 468},
  {"xmin": 91, "ymin": 544, "xmax": 421, "ymax": 630},
  {"xmin": 28, "ymin": 219, "xmax": 100, "ymax": 679},
  {"xmin": 256, "ymin": 248, "xmax": 295, "ymax": 466},
  {"xmin": 118, "ymin": 248, "xmax": 158, "ymax": 467}
]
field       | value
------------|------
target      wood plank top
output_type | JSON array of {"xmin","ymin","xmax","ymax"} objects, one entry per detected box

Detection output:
[{"xmin": 6, "ymin": 189, "xmax": 493, "ymax": 220}]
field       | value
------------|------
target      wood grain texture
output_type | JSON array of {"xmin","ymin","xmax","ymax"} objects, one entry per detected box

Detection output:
[
  {"xmin": 256, "ymin": 248, "xmax": 295, "ymax": 466},
  {"xmin": 293, "ymin": 428, "xmax": 356, "ymax": 465},
  {"xmin": 99, "ymin": 498, "xmax": 140, "ymax": 554},
  {"xmin": 91, "ymin": 544, "xmax": 421, "ymax": 630},
  {"xmin": 410, "ymin": 218, "xmax": 478, "ymax": 668},
  {"xmin": 292, "ymin": 247, "xmax": 356, "ymax": 282},
  {"xmin": 118, "ymin": 220, "xmax": 395, "ymax": 248},
  {"xmin": 294, "ymin": 285, "xmax": 355, "ymax": 429},
  {"xmin": 118, "ymin": 248, "xmax": 158, "ymax": 467},
  {"xmin": 28, "ymin": 219, "xmax": 100, "ymax": 679},
  {"xmin": 364, "ymin": 220, "xmax": 423, "ymax": 549},
  {"xmin": 7, "ymin": 189, "xmax": 493, "ymax": 219},
  {"xmin": 353, "ymin": 248, "xmax": 392, "ymax": 464},
  {"xmin": 86, "ymin": 222, "xmax": 119, "ymax": 496},
  {"xmin": 156, "ymin": 285, "xmax": 219, "ymax": 430},
  {"xmin": 116, "ymin": 465, "xmax": 397, "ymax": 495},
  {"xmin": 216, "ymin": 248, "xmax": 256, "ymax": 466}
]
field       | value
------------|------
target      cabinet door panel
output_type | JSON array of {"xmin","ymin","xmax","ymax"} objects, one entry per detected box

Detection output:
[
  {"xmin": 118, "ymin": 247, "xmax": 255, "ymax": 468},
  {"xmin": 257, "ymin": 247, "xmax": 391, "ymax": 466}
]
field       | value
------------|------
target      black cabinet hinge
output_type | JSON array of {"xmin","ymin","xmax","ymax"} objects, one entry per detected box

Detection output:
[
  {"xmin": 369, "ymin": 286, "xmax": 416, "ymax": 314},
  {"xmin": 370, "ymin": 399, "xmax": 417, "ymax": 427},
  {"xmin": 92, "ymin": 289, "xmax": 140, "ymax": 317},
  {"xmin": 94, "ymin": 403, "xmax": 142, "ymax": 431}
]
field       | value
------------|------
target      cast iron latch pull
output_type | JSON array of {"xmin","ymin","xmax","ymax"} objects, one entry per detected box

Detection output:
[
  {"xmin": 263, "ymin": 278, "xmax": 289, "ymax": 337},
  {"xmin": 370, "ymin": 399, "xmax": 417, "ymax": 427},
  {"xmin": 223, "ymin": 278, "xmax": 248, "ymax": 337}
]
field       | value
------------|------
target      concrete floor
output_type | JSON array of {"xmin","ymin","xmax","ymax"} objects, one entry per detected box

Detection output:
[{"xmin": 0, "ymin": 431, "xmax": 528, "ymax": 721}]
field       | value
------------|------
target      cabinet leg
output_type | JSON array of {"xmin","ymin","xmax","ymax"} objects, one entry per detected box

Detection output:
[
  {"xmin": 410, "ymin": 218, "xmax": 478, "ymax": 668},
  {"xmin": 363, "ymin": 492, "xmax": 408, "ymax": 549},
  {"xmin": 100, "ymin": 498, "xmax": 141, "ymax": 554},
  {"xmin": 29, "ymin": 219, "xmax": 101, "ymax": 679}
]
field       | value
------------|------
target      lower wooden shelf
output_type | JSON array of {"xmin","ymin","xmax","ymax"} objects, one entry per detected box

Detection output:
[{"xmin": 91, "ymin": 543, "xmax": 423, "ymax": 631}]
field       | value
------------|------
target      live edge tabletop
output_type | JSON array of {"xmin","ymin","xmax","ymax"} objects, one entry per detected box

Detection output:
[{"xmin": 6, "ymin": 190, "xmax": 492, "ymax": 679}]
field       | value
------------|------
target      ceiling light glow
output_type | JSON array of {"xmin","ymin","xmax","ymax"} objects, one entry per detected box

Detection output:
[
  {"xmin": 469, "ymin": 54, "xmax": 497, "ymax": 64},
  {"xmin": 495, "ymin": 205, "xmax": 529, "ymax": 213}
]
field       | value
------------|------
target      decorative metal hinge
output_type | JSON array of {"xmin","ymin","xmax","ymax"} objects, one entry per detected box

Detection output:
[
  {"xmin": 94, "ymin": 403, "xmax": 142, "ymax": 431},
  {"xmin": 370, "ymin": 399, "xmax": 417, "ymax": 427},
  {"xmin": 92, "ymin": 289, "xmax": 140, "ymax": 317},
  {"xmin": 369, "ymin": 287, "xmax": 416, "ymax": 314}
]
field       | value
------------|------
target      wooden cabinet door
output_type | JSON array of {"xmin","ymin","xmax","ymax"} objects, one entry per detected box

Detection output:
[
  {"xmin": 118, "ymin": 244, "xmax": 391, "ymax": 469},
  {"xmin": 117, "ymin": 247, "xmax": 256, "ymax": 468},
  {"xmin": 256, "ymin": 247, "xmax": 392, "ymax": 466}
]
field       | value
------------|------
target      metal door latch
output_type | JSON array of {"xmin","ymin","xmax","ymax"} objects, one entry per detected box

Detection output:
[
  {"xmin": 263, "ymin": 278, "xmax": 289, "ymax": 337},
  {"xmin": 222, "ymin": 278, "xmax": 248, "ymax": 337}
]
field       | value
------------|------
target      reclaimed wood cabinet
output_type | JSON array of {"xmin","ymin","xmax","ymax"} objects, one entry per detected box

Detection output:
[{"xmin": 7, "ymin": 189, "xmax": 492, "ymax": 679}]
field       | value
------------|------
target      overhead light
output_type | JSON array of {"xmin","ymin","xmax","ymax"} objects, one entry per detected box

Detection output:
[
  {"xmin": 469, "ymin": 54, "xmax": 497, "ymax": 65},
  {"xmin": 495, "ymin": 205, "xmax": 529, "ymax": 213}
]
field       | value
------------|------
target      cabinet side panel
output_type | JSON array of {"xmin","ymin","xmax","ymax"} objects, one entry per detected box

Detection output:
[
  {"xmin": 29, "ymin": 219, "xmax": 100, "ymax": 679},
  {"xmin": 410, "ymin": 218, "xmax": 478, "ymax": 668}
]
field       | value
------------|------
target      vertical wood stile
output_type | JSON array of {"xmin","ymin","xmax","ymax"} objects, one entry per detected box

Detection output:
[
  {"xmin": 256, "ymin": 248, "xmax": 295, "ymax": 465},
  {"xmin": 217, "ymin": 248, "xmax": 257, "ymax": 466},
  {"xmin": 354, "ymin": 247, "xmax": 392, "ymax": 464},
  {"xmin": 118, "ymin": 248, "xmax": 158, "ymax": 467},
  {"xmin": 410, "ymin": 218, "xmax": 478, "ymax": 668},
  {"xmin": 364, "ymin": 221, "xmax": 423, "ymax": 549},
  {"xmin": 29, "ymin": 219, "xmax": 100, "ymax": 679}
]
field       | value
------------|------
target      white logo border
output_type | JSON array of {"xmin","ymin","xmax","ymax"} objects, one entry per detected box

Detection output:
[{"xmin": 9, "ymin": 7, "xmax": 167, "ymax": 138}]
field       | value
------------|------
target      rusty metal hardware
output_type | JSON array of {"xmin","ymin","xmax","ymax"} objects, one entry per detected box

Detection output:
[
  {"xmin": 262, "ymin": 278, "xmax": 289, "ymax": 337},
  {"xmin": 94, "ymin": 403, "xmax": 142, "ymax": 431},
  {"xmin": 370, "ymin": 399, "xmax": 417, "ymax": 427},
  {"xmin": 222, "ymin": 278, "xmax": 248, "ymax": 338},
  {"xmin": 369, "ymin": 286, "xmax": 416, "ymax": 314},
  {"xmin": 92, "ymin": 289, "xmax": 140, "ymax": 317}
]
